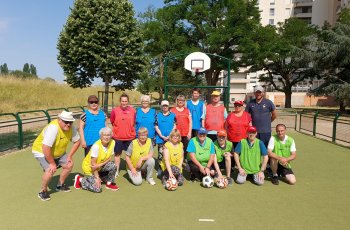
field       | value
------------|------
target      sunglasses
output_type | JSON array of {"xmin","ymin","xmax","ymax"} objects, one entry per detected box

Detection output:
[
  {"xmin": 234, "ymin": 104, "xmax": 242, "ymax": 107},
  {"xmin": 89, "ymin": 101, "xmax": 98, "ymax": 104},
  {"xmin": 62, "ymin": 120, "xmax": 73, "ymax": 125}
]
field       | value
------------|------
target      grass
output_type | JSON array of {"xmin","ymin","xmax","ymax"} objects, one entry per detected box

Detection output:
[{"xmin": 0, "ymin": 131, "xmax": 350, "ymax": 229}]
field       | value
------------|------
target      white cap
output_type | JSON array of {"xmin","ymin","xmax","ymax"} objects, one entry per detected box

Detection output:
[
  {"xmin": 58, "ymin": 111, "xmax": 75, "ymax": 122},
  {"xmin": 161, "ymin": 100, "xmax": 169, "ymax": 106},
  {"xmin": 254, "ymin": 86, "xmax": 264, "ymax": 93}
]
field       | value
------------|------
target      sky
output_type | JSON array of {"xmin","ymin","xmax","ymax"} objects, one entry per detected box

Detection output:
[{"xmin": 0, "ymin": 0, "xmax": 164, "ymax": 83}]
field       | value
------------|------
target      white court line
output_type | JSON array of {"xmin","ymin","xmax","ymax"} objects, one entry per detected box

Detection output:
[{"xmin": 198, "ymin": 219, "xmax": 215, "ymax": 222}]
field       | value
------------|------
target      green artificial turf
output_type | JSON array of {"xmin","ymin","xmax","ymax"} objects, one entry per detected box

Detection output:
[{"xmin": 0, "ymin": 132, "xmax": 349, "ymax": 230}]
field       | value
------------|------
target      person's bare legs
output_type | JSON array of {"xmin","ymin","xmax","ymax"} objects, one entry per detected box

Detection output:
[
  {"xmin": 58, "ymin": 162, "xmax": 74, "ymax": 185},
  {"xmin": 225, "ymin": 154, "xmax": 231, "ymax": 178},
  {"xmin": 41, "ymin": 170, "xmax": 53, "ymax": 192}
]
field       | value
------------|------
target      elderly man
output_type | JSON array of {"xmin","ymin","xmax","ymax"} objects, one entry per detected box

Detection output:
[
  {"xmin": 246, "ymin": 86, "xmax": 277, "ymax": 147},
  {"xmin": 202, "ymin": 90, "xmax": 227, "ymax": 142},
  {"xmin": 32, "ymin": 111, "xmax": 80, "ymax": 201},
  {"xmin": 268, "ymin": 124, "xmax": 297, "ymax": 185},
  {"xmin": 186, "ymin": 127, "xmax": 216, "ymax": 181},
  {"xmin": 233, "ymin": 126, "xmax": 268, "ymax": 185}
]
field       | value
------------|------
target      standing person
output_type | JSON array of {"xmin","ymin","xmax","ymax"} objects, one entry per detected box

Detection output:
[
  {"xmin": 74, "ymin": 127, "xmax": 119, "ymax": 192},
  {"xmin": 246, "ymin": 86, "xmax": 277, "ymax": 147},
  {"xmin": 212, "ymin": 130, "xmax": 234, "ymax": 185},
  {"xmin": 267, "ymin": 124, "xmax": 297, "ymax": 185},
  {"xmin": 202, "ymin": 90, "xmax": 227, "ymax": 142},
  {"xmin": 79, "ymin": 95, "xmax": 107, "ymax": 156},
  {"xmin": 233, "ymin": 126, "xmax": 269, "ymax": 186},
  {"xmin": 170, "ymin": 95, "xmax": 192, "ymax": 158},
  {"xmin": 186, "ymin": 88, "xmax": 204, "ymax": 137},
  {"xmin": 186, "ymin": 128, "xmax": 216, "ymax": 181},
  {"xmin": 159, "ymin": 129, "xmax": 184, "ymax": 186},
  {"xmin": 32, "ymin": 111, "xmax": 80, "ymax": 201},
  {"xmin": 125, "ymin": 127, "xmax": 156, "ymax": 186},
  {"xmin": 226, "ymin": 100, "xmax": 252, "ymax": 148},
  {"xmin": 135, "ymin": 95, "xmax": 156, "ymax": 142},
  {"xmin": 110, "ymin": 93, "xmax": 136, "ymax": 176},
  {"xmin": 155, "ymin": 100, "xmax": 176, "ymax": 170}
]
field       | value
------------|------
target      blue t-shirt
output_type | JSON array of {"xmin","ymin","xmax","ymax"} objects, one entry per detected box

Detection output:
[
  {"xmin": 234, "ymin": 138, "xmax": 268, "ymax": 156},
  {"xmin": 155, "ymin": 112, "xmax": 176, "ymax": 144},
  {"xmin": 186, "ymin": 100, "xmax": 204, "ymax": 130},
  {"xmin": 186, "ymin": 137, "xmax": 215, "ymax": 154},
  {"xmin": 82, "ymin": 110, "xmax": 106, "ymax": 146},
  {"xmin": 136, "ymin": 108, "xmax": 156, "ymax": 138},
  {"xmin": 246, "ymin": 98, "xmax": 275, "ymax": 133}
]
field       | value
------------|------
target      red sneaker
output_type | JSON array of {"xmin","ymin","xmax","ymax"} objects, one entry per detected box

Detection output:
[
  {"xmin": 74, "ymin": 174, "xmax": 82, "ymax": 189},
  {"xmin": 105, "ymin": 182, "xmax": 119, "ymax": 191}
]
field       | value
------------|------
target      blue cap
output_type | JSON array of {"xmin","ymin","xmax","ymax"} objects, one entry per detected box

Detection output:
[{"xmin": 198, "ymin": 127, "xmax": 207, "ymax": 135}]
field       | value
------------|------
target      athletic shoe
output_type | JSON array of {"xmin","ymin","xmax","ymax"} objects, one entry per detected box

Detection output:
[
  {"xmin": 146, "ymin": 177, "xmax": 156, "ymax": 185},
  {"xmin": 271, "ymin": 176, "xmax": 279, "ymax": 185},
  {"xmin": 227, "ymin": 177, "xmax": 233, "ymax": 186},
  {"xmin": 105, "ymin": 183, "xmax": 120, "ymax": 191},
  {"xmin": 74, "ymin": 174, "xmax": 82, "ymax": 189},
  {"xmin": 38, "ymin": 191, "xmax": 51, "ymax": 201},
  {"xmin": 56, "ymin": 184, "xmax": 71, "ymax": 192}
]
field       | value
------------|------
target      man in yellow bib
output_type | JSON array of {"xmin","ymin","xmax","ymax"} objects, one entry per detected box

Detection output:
[{"xmin": 32, "ymin": 111, "xmax": 80, "ymax": 201}]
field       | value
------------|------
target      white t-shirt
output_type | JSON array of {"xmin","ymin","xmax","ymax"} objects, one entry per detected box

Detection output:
[
  {"xmin": 267, "ymin": 135, "xmax": 296, "ymax": 152},
  {"xmin": 90, "ymin": 142, "xmax": 115, "ymax": 158}
]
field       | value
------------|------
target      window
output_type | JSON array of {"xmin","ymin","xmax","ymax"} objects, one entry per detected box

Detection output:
[
  {"xmin": 269, "ymin": 19, "xmax": 275, "ymax": 25},
  {"xmin": 269, "ymin": 8, "xmax": 275, "ymax": 16},
  {"xmin": 270, "ymin": 0, "xmax": 275, "ymax": 5},
  {"xmin": 286, "ymin": 8, "xmax": 291, "ymax": 16}
]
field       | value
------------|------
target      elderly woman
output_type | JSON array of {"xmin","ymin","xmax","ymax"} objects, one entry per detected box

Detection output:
[
  {"xmin": 136, "ymin": 95, "xmax": 157, "ymax": 142},
  {"xmin": 74, "ymin": 127, "xmax": 119, "ymax": 192},
  {"xmin": 159, "ymin": 129, "xmax": 184, "ymax": 186},
  {"xmin": 79, "ymin": 95, "xmax": 107, "ymax": 156},
  {"xmin": 125, "ymin": 127, "xmax": 156, "ymax": 185}
]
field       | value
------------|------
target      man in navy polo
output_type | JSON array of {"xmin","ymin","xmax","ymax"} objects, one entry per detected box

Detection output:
[{"xmin": 246, "ymin": 86, "xmax": 277, "ymax": 147}]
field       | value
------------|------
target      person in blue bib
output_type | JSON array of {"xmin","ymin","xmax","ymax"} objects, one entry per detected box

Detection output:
[
  {"xmin": 135, "ymin": 95, "xmax": 157, "ymax": 143},
  {"xmin": 233, "ymin": 126, "xmax": 268, "ymax": 185},
  {"xmin": 186, "ymin": 127, "xmax": 216, "ymax": 181},
  {"xmin": 186, "ymin": 88, "xmax": 204, "ymax": 137},
  {"xmin": 267, "ymin": 124, "xmax": 297, "ymax": 185}
]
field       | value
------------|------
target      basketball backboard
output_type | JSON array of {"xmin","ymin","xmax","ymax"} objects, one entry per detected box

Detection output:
[{"xmin": 184, "ymin": 52, "xmax": 211, "ymax": 73}]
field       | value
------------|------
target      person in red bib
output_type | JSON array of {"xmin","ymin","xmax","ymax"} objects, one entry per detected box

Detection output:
[
  {"xmin": 110, "ymin": 93, "xmax": 136, "ymax": 176},
  {"xmin": 170, "ymin": 95, "xmax": 192, "ymax": 159},
  {"xmin": 202, "ymin": 90, "xmax": 227, "ymax": 142}
]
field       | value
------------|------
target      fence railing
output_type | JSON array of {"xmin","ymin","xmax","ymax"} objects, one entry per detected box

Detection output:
[{"xmin": 0, "ymin": 108, "xmax": 348, "ymax": 153}]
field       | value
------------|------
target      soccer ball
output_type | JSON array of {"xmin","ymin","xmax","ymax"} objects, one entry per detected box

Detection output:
[
  {"xmin": 202, "ymin": 175, "xmax": 214, "ymax": 188},
  {"xmin": 215, "ymin": 177, "xmax": 228, "ymax": 189},
  {"xmin": 165, "ymin": 178, "xmax": 178, "ymax": 191}
]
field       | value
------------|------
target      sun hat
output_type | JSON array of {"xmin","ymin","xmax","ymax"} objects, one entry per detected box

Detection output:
[{"xmin": 58, "ymin": 111, "xmax": 75, "ymax": 122}]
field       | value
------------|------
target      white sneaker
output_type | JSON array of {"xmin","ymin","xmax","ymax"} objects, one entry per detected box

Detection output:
[{"xmin": 146, "ymin": 178, "xmax": 156, "ymax": 185}]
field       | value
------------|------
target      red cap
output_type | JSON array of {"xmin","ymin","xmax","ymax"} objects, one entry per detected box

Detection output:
[
  {"xmin": 217, "ymin": 130, "xmax": 227, "ymax": 137},
  {"xmin": 247, "ymin": 126, "xmax": 257, "ymax": 133},
  {"xmin": 234, "ymin": 100, "xmax": 244, "ymax": 106}
]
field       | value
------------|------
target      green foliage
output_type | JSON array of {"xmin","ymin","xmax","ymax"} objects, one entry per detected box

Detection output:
[
  {"xmin": 22, "ymin": 63, "xmax": 30, "ymax": 74},
  {"xmin": 0, "ymin": 63, "xmax": 9, "ymax": 74},
  {"xmin": 57, "ymin": 0, "xmax": 145, "ymax": 90},
  {"xmin": 30, "ymin": 64, "xmax": 37, "ymax": 76}
]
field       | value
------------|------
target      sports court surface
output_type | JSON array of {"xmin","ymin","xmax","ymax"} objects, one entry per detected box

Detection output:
[{"xmin": 0, "ymin": 131, "xmax": 349, "ymax": 230}]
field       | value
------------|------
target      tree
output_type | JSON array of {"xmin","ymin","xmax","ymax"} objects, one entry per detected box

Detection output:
[
  {"xmin": 30, "ymin": 64, "xmax": 37, "ymax": 76},
  {"xmin": 57, "ymin": 0, "xmax": 145, "ymax": 112},
  {"xmin": 23, "ymin": 63, "xmax": 30, "ymax": 74},
  {"xmin": 140, "ymin": 0, "xmax": 261, "ymax": 98},
  {"xmin": 244, "ymin": 18, "xmax": 317, "ymax": 108},
  {"xmin": 0, "ymin": 63, "xmax": 9, "ymax": 75}
]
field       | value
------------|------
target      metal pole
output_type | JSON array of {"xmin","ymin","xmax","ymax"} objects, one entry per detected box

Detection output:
[
  {"xmin": 332, "ymin": 113, "xmax": 340, "ymax": 143},
  {"xmin": 313, "ymin": 111, "xmax": 319, "ymax": 136},
  {"xmin": 164, "ymin": 57, "xmax": 169, "ymax": 100}
]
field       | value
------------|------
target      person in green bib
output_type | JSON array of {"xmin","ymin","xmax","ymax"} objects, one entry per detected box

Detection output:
[
  {"xmin": 233, "ymin": 126, "xmax": 268, "ymax": 185},
  {"xmin": 212, "ymin": 130, "xmax": 234, "ymax": 185},
  {"xmin": 32, "ymin": 111, "xmax": 80, "ymax": 201},
  {"xmin": 125, "ymin": 127, "xmax": 156, "ymax": 186},
  {"xmin": 267, "ymin": 124, "xmax": 297, "ymax": 185},
  {"xmin": 186, "ymin": 127, "xmax": 216, "ymax": 181},
  {"xmin": 73, "ymin": 127, "xmax": 119, "ymax": 192}
]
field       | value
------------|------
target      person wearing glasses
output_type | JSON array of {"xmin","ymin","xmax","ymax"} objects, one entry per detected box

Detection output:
[
  {"xmin": 79, "ymin": 95, "xmax": 107, "ymax": 156},
  {"xmin": 170, "ymin": 95, "xmax": 192, "ymax": 159},
  {"xmin": 135, "ymin": 95, "xmax": 156, "ymax": 143},
  {"xmin": 32, "ymin": 111, "xmax": 80, "ymax": 201}
]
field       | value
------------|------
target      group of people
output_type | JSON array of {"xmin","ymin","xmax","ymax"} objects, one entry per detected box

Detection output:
[{"xmin": 32, "ymin": 87, "xmax": 297, "ymax": 202}]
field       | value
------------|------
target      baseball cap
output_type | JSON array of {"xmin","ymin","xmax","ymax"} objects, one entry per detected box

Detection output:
[
  {"xmin": 233, "ymin": 100, "xmax": 244, "ymax": 106},
  {"xmin": 198, "ymin": 127, "xmax": 207, "ymax": 135},
  {"xmin": 254, "ymin": 86, "xmax": 264, "ymax": 93},
  {"xmin": 161, "ymin": 100, "xmax": 169, "ymax": 106},
  {"xmin": 217, "ymin": 130, "xmax": 227, "ymax": 137},
  {"xmin": 211, "ymin": 91, "xmax": 221, "ymax": 96},
  {"xmin": 247, "ymin": 126, "xmax": 257, "ymax": 133}
]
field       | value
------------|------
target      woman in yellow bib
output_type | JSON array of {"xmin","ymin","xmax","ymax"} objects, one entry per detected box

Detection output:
[
  {"xmin": 160, "ymin": 129, "xmax": 184, "ymax": 186},
  {"xmin": 125, "ymin": 127, "xmax": 156, "ymax": 185},
  {"xmin": 74, "ymin": 127, "xmax": 119, "ymax": 192}
]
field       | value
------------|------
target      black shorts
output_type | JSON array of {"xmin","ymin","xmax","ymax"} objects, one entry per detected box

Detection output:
[
  {"xmin": 113, "ymin": 139, "xmax": 132, "ymax": 155},
  {"xmin": 218, "ymin": 160, "xmax": 226, "ymax": 170},
  {"xmin": 277, "ymin": 164, "xmax": 294, "ymax": 177}
]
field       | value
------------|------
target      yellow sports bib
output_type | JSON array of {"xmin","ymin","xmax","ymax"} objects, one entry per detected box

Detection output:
[
  {"xmin": 129, "ymin": 138, "xmax": 152, "ymax": 169},
  {"xmin": 160, "ymin": 142, "xmax": 183, "ymax": 172}
]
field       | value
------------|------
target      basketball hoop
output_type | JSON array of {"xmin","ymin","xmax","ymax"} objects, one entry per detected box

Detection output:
[{"xmin": 185, "ymin": 52, "xmax": 211, "ymax": 76}]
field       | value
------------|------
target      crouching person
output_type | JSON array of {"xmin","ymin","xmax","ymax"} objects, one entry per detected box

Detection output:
[
  {"xmin": 125, "ymin": 127, "xmax": 156, "ymax": 186},
  {"xmin": 74, "ymin": 127, "xmax": 119, "ymax": 192},
  {"xmin": 233, "ymin": 126, "xmax": 268, "ymax": 185}
]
